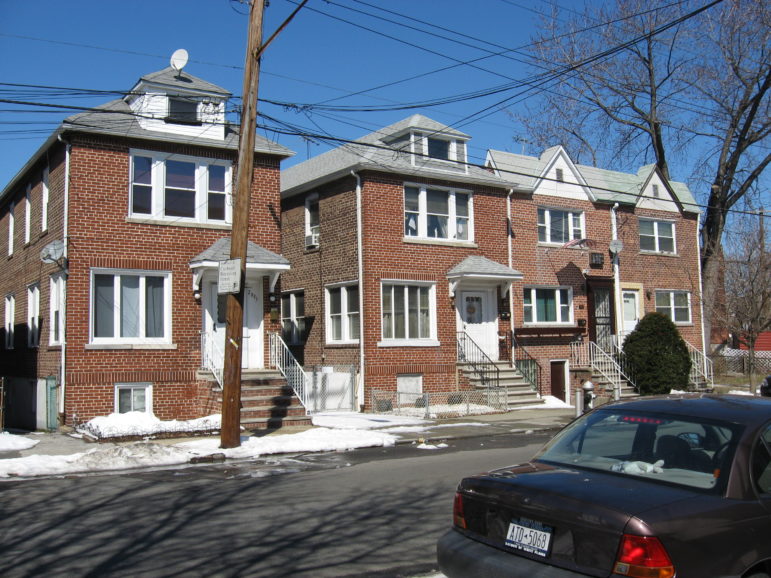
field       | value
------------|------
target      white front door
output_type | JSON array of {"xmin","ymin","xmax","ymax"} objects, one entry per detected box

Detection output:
[
  {"xmin": 206, "ymin": 280, "xmax": 263, "ymax": 370},
  {"xmin": 620, "ymin": 290, "xmax": 640, "ymax": 341},
  {"xmin": 459, "ymin": 290, "xmax": 498, "ymax": 361}
]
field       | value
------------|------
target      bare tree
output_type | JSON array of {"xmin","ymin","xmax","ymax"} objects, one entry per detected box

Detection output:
[{"xmin": 520, "ymin": 0, "xmax": 770, "ymax": 342}]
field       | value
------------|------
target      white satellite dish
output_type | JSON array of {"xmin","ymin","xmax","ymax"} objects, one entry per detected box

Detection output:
[
  {"xmin": 170, "ymin": 49, "xmax": 189, "ymax": 76},
  {"xmin": 40, "ymin": 239, "xmax": 65, "ymax": 264}
]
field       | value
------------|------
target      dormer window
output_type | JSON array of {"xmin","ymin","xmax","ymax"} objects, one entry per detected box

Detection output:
[
  {"xmin": 166, "ymin": 97, "xmax": 200, "ymax": 125},
  {"xmin": 427, "ymin": 138, "xmax": 450, "ymax": 161}
]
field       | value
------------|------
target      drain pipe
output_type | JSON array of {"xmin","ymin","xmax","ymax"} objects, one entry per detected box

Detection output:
[
  {"xmin": 351, "ymin": 171, "xmax": 365, "ymax": 410},
  {"xmin": 506, "ymin": 189, "xmax": 515, "ymax": 337},
  {"xmin": 611, "ymin": 202, "xmax": 622, "ymax": 400},
  {"xmin": 57, "ymin": 133, "xmax": 71, "ymax": 424}
]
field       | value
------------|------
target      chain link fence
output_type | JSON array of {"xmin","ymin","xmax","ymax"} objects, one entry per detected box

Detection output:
[{"xmin": 370, "ymin": 388, "xmax": 507, "ymax": 419}]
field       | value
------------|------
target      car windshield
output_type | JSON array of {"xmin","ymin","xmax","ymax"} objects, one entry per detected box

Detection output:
[{"xmin": 534, "ymin": 408, "xmax": 743, "ymax": 491}]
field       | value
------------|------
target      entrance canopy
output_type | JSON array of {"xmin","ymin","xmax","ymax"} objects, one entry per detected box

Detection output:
[
  {"xmin": 189, "ymin": 237, "xmax": 290, "ymax": 294},
  {"xmin": 447, "ymin": 255, "xmax": 523, "ymax": 296}
]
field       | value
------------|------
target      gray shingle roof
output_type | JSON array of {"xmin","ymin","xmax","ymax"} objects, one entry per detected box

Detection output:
[
  {"xmin": 137, "ymin": 67, "xmax": 231, "ymax": 97},
  {"xmin": 281, "ymin": 114, "xmax": 511, "ymax": 197},
  {"xmin": 447, "ymin": 255, "xmax": 523, "ymax": 279},
  {"xmin": 189, "ymin": 238, "xmax": 289, "ymax": 267},
  {"xmin": 487, "ymin": 149, "xmax": 698, "ymax": 213}
]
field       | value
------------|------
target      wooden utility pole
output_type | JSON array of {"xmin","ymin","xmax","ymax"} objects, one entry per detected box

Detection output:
[{"xmin": 221, "ymin": 0, "xmax": 265, "ymax": 449}]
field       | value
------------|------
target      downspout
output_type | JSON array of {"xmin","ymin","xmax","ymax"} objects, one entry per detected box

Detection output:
[
  {"xmin": 611, "ymin": 203, "xmax": 622, "ymax": 343},
  {"xmin": 506, "ymin": 189, "xmax": 515, "ymax": 338},
  {"xmin": 351, "ymin": 171, "xmax": 365, "ymax": 411},
  {"xmin": 57, "ymin": 133, "xmax": 70, "ymax": 424},
  {"xmin": 696, "ymin": 212, "xmax": 708, "ymax": 375}
]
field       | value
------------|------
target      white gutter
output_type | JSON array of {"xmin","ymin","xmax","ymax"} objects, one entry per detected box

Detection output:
[
  {"xmin": 611, "ymin": 203, "xmax": 622, "ymax": 341},
  {"xmin": 57, "ymin": 134, "xmax": 70, "ymax": 422},
  {"xmin": 351, "ymin": 171, "xmax": 365, "ymax": 410},
  {"xmin": 507, "ymin": 189, "xmax": 515, "ymax": 336}
]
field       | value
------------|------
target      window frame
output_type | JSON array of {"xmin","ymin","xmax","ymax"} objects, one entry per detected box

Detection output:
[
  {"xmin": 50, "ymin": 273, "xmax": 65, "ymax": 346},
  {"xmin": 115, "ymin": 382, "xmax": 153, "ymax": 414},
  {"xmin": 27, "ymin": 283, "xmax": 40, "ymax": 348},
  {"xmin": 8, "ymin": 200, "xmax": 14, "ymax": 256},
  {"xmin": 129, "ymin": 150, "xmax": 232, "ymax": 225},
  {"xmin": 89, "ymin": 268, "xmax": 172, "ymax": 345},
  {"xmin": 639, "ymin": 218, "xmax": 676, "ymax": 254},
  {"xmin": 281, "ymin": 290, "xmax": 306, "ymax": 345},
  {"xmin": 537, "ymin": 206, "xmax": 585, "ymax": 245},
  {"xmin": 403, "ymin": 183, "xmax": 473, "ymax": 242},
  {"xmin": 41, "ymin": 166, "xmax": 49, "ymax": 232},
  {"xmin": 655, "ymin": 290, "xmax": 692, "ymax": 324},
  {"xmin": 4, "ymin": 293, "xmax": 14, "ymax": 349},
  {"xmin": 24, "ymin": 184, "xmax": 31, "ymax": 245},
  {"xmin": 305, "ymin": 193, "xmax": 320, "ymax": 248},
  {"xmin": 326, "ymin": 282, "xmax": 360, "ymax": 344},
  {"xmin": 165, "ymin": 97, "xmax": 200, "ymax": 126},
  {"xmin": 379, "ymin": 280, "xmax": 438, "ymax": 346},
  {"xmin": 523, "ymin": 286, "xmax": 574, "ymax": 326}
]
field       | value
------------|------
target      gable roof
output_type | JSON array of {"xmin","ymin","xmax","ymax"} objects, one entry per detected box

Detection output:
[
  {"xmin": 189, "ymin": 237, "xmax": 289, "ymax": 267},
  {"xmin": 281, "ymin": 114, "xmax": 510, "ymax": 198},
  {"xmin": 447, "ymin": 255, "xmax": 523, "ymax": 279},
  {"xmin": 486, "ymin": 149, "xmax": 698, "ymax": 213},
  {"xmin": 134, "ymin": 67, "xmax": 231, "ymax": 97}
]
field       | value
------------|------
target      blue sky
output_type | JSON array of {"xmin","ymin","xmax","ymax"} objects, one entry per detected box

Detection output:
[{"xmin": 0, "ymin": 0, "xmax": 588, "ymax": 188}]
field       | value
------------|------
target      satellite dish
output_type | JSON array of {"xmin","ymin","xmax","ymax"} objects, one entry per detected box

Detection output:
[
  {"xmin": 170, "ymin": 49, "xmax": 189, "ymax": 76},
  {"xmin": 609, "ymin": 239, "xmax": 624, "ymax": 255},
  {"xmin": 40, "ymin": 239, "xmax": 65, "ymax": 264}
]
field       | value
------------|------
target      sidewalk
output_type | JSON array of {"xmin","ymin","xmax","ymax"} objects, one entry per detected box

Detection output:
[{"xmin": 0, "ymin": 406, "xmax": 577, "ymax": 478}]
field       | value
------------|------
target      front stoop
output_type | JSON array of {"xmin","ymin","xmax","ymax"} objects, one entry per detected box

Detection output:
[
  {"xmin": 461, "ymin": 362, "xmax": 544, "ymax": 408},
  {"xmin": 211, "ymin": 370, "xmax": 312, "ymax": 430}
]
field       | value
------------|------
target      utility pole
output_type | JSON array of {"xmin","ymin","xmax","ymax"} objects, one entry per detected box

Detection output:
[{"xmin": 221, "ymin": 0, "xmax": 265, "ymax": 449}]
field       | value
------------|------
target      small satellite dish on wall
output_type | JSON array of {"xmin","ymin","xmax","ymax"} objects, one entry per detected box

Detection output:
[
  {"xmin": 170, "ymin": 49, "xmax": 189, "ymax": 77},
  {"xmin": 40, "ymin": 239, "xmax": 65, "ymax": 264},
  {"xmin": 609, "ymin": 239, "xmax": 624, "ymax": 255}
]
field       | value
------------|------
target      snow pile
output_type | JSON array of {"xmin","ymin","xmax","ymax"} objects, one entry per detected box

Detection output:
[
  {"xmin": 0, "ymin": 432, "xmax": 40, "ymax": 452},
  {"xmin": 77, "ymin": 412, "xmax": 221, "ymax": 440}
]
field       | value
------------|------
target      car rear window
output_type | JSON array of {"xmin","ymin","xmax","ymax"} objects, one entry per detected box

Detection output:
[{"xmin": 534, "ymin": 409, "xmax": 741, "ymax": 491}]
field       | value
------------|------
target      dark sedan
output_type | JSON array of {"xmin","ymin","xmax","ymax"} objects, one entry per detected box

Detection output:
[{"xmin": 437, "ymin": 394, "xmax": 771, "ymax": 578}]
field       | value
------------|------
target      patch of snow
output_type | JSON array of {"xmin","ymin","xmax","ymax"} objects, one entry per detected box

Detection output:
[
  {"xmin": 311, "ymin": 412, "xmax": 430, "ymax": 430},
  {"xmin": 516, "ymin": 395, "xmax": 572, "ymax": 410},
  {"xmin": 416, "ymin": 442, "xmax": 448, "ymax": 450},
  {"xmin": 77, "ymin": 412, "xmax": 221, "ymax": 439},
  {"xmin": 0, "ymin": 432, "xmax": 40, "ymax": 452}
]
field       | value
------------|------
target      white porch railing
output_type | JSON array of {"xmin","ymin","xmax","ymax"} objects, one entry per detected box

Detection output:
[
  {"xmin": 200, "ymin": 331, "xmax": 224, "ymax": 388},
  {"xmin": 570, "ymin": 340, "xmax": 627, "ymax": 400},
  {"xmin": 269, "ymin": 332, "xmax": 310, "ymax": 413},
  {"xmin": 686, "ymin": 340, "xmax": 714, "ymax": 389}
]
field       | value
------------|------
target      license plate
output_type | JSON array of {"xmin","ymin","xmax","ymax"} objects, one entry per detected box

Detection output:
[{"xmin": 505, "ymin": 518, "xmax": 552, "ymax": 557}]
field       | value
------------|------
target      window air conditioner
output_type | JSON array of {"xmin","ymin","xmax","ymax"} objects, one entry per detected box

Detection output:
[{"xmin": 305, "ymin": 232, "xmax": 320, "ymax": 248}]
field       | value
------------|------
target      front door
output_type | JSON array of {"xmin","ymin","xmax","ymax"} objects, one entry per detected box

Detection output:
[
  {"xmin": 590, "ymin": 286, "xmax": 614, "ymax": 351},
  {"xmin": 459, "ymin": 290, "xmax": 498, "ymax": 361},
  {"xmin": 620, "ymin": 290, "xmax": 640, "ymax": 342},
  {"xmin": 205, "ymin": 280, "xmax": 263, "ymax": 370}
]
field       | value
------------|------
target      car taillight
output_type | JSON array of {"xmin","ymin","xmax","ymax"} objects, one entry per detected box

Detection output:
[
  {"xmin": 452, "ymin": 492, "xmax": 467, "ymax": 529},
  {"xmin": 614, "ymin": 534, "xmax": 674, "ymax": 578}
]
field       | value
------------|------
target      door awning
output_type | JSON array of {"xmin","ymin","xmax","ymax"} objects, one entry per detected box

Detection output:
[
  {"xmin": 447, "ymin": 255, "xmax": 523, "ymax": 297},
  {"xmin": 189, "ymin": 237, "xmax": 290, "ymax": 293}
]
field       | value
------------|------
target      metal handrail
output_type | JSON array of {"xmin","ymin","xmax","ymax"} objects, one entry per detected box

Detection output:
[
  {"xmin": 269, "ymin": 332, "xmax": 310, "ymax": 413},
  {"xmin": 456, "ymin": 331, "xmax": 504, "ymax": 408},
  {"xmin": 609, "ymin": 339, "xmax": 637, "ymax": 390},
  {"xmin": 685, "ymin": 340, "xmax": 714, "ymax": 389},
  {"xmin": 512, "ymin": 335, "xmax": 543, "ymax": 395},
  {"xmin": 570, "ymin": 340, "xmax": 627, "ymax": 400},
  {"xmin": 200, "ymin": 331, "xmax": 224, "ymax": 389}
]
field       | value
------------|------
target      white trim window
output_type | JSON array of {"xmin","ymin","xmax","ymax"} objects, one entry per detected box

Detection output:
[
  {"xmin": 404, "ymin": 185, "xmax": 472, "ymax": 241},
  {"xmin": 4, "ymin": 294, "xmax": 14, "ymax": 349},
  {"xmin": 305, "ymin": 193, "xmax": 320, "ymax": 248},
  {"xmin": 655, "ymin": 290, "xmax": 691, "ymax": 324},
  {"xmin": 129, "ymin": 151, "xmax": 232, "ymax": 225},
  {"xmin": 523, "ymin": 287, "xmax": 573, "ymax": 325},
  {"xmin": 91, "ymin": 269, "xmax": 171, "ymax": 344},
  {"xmin": 41, "ymin": 166, "xmax": 49, "ymax": 232},
  {"xmin": 639, "ymin": 219, "xmax": 675, "ymax": 254},
  {"xmin": 115, "ymin": 383, "xmax": 152, "ymax": 414},
  {"xmin": 24, "ymin": 184, "xmax": 31, "ymax": 245},
  {"xmin": 326, "ymin": 283, "xmax": 359, "ymax": 344},
  {"xmin": 50, "ymin": 273, "xmax": 65, "ymax": 346},
  {"xmin": 27, "ymin": 283, "xmax": 40, "ymax": 348},
  {"xmin": 380, "ymin": 281, "xmax": 437, "ymax": 345},
  {"xmin": 537, "ymin": 207, "xmax": 584, "ymax": 244},
  {"xmin": 7, "ymin": 200, "xmax": 14, "ymax": 256},
  {"xmin": 281, "ymin": 290, "xmax": 306, "ymax": 345}
]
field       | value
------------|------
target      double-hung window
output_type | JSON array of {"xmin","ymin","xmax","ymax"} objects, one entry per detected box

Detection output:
[
  {"xmin": 537, "ymin": 207, "xmax": 584, "ymax": 244},
  {"xmin": 50, "ymin": 273, "xmax": 65, "ymax": 346},
  {"xmin": 327, "ymin": 284, "xmax": 359, "ymax": 343},
  {"xmin": 640, "ymin": 219, "xmax": 675, "ymax": 254},
  {"xmin": 41, "ymin": 167, "xmax": 49, "ymax": 232},
  {"xmin": 91, "ymin": 269, "xmax": 171, "ymax": 344},
  {"xmin": 404, "ymin": 185, "xmax": 471, "ymax": 241},
  {"xmin": 8, "ymin": 201, "xmax": 14, "ymax": 256},
  {"xmin": 27, "ymin": 283, "xmax": 40, "ymax": 348},
  {"xmin": 24, "ymin": 184, "xmax": 31, "ymax": 245},
  {"xmin": 381, "ymin": 282, "xmax": 436, "ymax": 344},
  {"xmin": 281, "ymin": 291, "xmax": 306, "ymax": 345},
  {"xmin": 130, "ymin": 151, "xmax": 232, "ymax": 224},
  {"xmin": 4, "ymin": 294, "xmax": 14, "ymax": 349},
  {"xmin": 305, "ymin": 194, "xmax": 320, "ymax": 248},
  {"xmin": 523, "ymin": 287, "xmax": 573, "ymax": 325},
  {"xmin": 655, "ymin": 290, "xmax": 691, "ymax": 324}
]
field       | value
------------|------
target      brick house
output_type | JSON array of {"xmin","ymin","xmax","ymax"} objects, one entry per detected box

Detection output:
[
  {"xmin": 0, "ymin": 64, "xmax": 294, "ymax": 430},
  {"xmin": 279, "ymin": 114, "xmax": 708, "ymax": 412}
]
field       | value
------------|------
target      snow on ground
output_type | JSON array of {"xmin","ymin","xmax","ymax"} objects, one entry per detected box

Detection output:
[
  {"xmin": 0, "ymin": 432, "xmax": 39, "ymax": 452},
  {"xmin": 77, "ymin": 412, "xmax": 222, "ymax": 439},
  {"xmin": 311, "ymin": 412, "xmax": 430, "ymax": 430}
]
